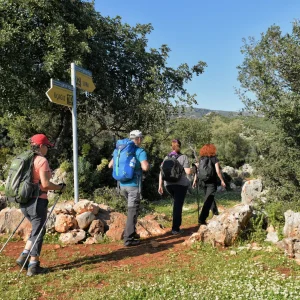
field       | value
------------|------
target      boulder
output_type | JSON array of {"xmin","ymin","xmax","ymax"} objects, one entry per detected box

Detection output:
[
  {"xmin": 88, "ymin": 219, "xmax": 105, "ymax": 236},
  {"xmin": 223, "ymin": 166, "xmax": 238, "ymax": 177},
  {"xmin": 55, "ymin": 214, "xmax": 78, "ymax": 233},
  {"xmin": 241, "ymin": 179, "xmax": 263, "ymax": 205},
  {"xmin": 137, "ymin": 215, "xmax": 166, "ymax": 237},
  {"xmin": 0, "ymin": 207, "xmax": 31, "ymax": 240},
  {"xmin": 283, "ymin": 210, "xmax": 300, "ymax": 239},
  {"xmin": 76, "ymin": 211, "xmax": 96, "ymax": 230},
  {"xmin": 105, "ymin": 212, "xmax": 127, "ymax": 241},
  {"xmin": 53, "ymin": 201, "xmax": 75, "ymax": 215},
  {"xmin": 185, "ymin": 204, "xmax": 253, "ymax": 247},
  {"xmin": 59, "ymin": 229, "xmax": 86, "ymax": 244},
  {"xmin": 73, "ymin": 199, "xmax": 100, "ymax": 215}
]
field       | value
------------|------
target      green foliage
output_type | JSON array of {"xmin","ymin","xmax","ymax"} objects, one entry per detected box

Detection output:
[
  {"xmin": 238, "ymin": 21, "xmax": 300, "ymax": 202},
  {"xmin": 211, "ymin": 117, "xmax": 250, "ymax": 167},
  {"xmin": 93, "ymin": 187, "xmax": 126, "ymax": 212}
]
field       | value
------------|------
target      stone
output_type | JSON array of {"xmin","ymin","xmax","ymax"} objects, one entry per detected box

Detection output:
[
  {"xmin": 76, "ymin": 211, "xmax": 96, "ymax": 230},
  {"xmin": 283, "ymin": 210, "xmax": 300, "ymax": 239},
  {"xmin": 265, "ymin": 231, "xmax": 279, "ymax": 244},
  {"xmin": 105, "ymin": 212, "xmax": 127, "ymax": 241},
  {"xmin": 186, "ymin": 204, "xmax": 252, "ymax": 247},
  {"xmin": 0, "ymin": 207, "xmax": 31, "ymax": 240},
  {"xmin": 53, "ymin": 201, "xmax": 75, "ymax": 215},
  {"xmin": 55, "ymin": 214, "xmax": 78, "ymax": 233},
  {"xmin": 241, "ymin": 179, "xmax": 263, "ymax": 205},
  {"xmin": 59, "ymin": 229, "xmax": 86, "ymax": 244},
  {"xmin": 88, "ymin": 219, "xmax": 105, "ymax": 236},
  {"xmin": 73, "ymin": 199, "xmax": 100, "ymax": 215}
]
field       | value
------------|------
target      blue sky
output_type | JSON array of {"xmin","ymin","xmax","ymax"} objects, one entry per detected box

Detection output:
[{"xmin": 95, "ymin": 0, "xmax": 300, "ymax": 111}]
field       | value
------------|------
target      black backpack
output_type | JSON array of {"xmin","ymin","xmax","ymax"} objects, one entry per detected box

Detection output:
[
  {"xmin": 160, "ymin": 154, "xmax": 184, "ymax": 182},
  {"xmin": 197, "ymin": 156, "xmax": 215, "ymax": 182}
]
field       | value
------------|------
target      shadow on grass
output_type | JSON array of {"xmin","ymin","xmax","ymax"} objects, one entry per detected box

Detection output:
[{"xmin": 47, "ymin": 225, "xmax": 199, "ymax": 273}]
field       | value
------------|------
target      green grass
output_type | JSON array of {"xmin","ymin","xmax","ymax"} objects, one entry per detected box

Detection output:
[{"xmin": 1, "ymin": 190, "xmax": 300, "ymax": 299}]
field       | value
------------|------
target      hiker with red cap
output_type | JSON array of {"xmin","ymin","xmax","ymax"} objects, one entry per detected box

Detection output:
[{"xmin": 16, "ymin": 134, "xmax": 66, "ymax": 276}]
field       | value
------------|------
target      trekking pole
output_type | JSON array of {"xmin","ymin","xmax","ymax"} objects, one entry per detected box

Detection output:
[
  {"xmin": 0, "ymin": 216, "xmax": 26, "ymax": 254},
  {"xmin": 18, "ymin": 191, "xmax": 62, "ymax": 277}
]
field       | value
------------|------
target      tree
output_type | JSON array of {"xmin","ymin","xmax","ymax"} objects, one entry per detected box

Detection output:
[{"xmin": 238, "ymin": 21, "xmax": 300, "ymax": 201}]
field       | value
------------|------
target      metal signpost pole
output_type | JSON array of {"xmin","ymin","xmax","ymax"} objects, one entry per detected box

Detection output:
[{"xmin": 71, "ymin": 63, "xmax": 79, "ymax": 203}]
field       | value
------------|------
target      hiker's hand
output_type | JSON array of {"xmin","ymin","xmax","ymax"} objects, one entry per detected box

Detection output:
[
  {"xmin": 221, "ymin": 181, "xmax": 226, "ymax": 188},
  {"xmin": 58, "ymin": 183, "xmax": 66, "ymax": 193},
  {"xmin": 158, "ymin": 186, "xmax": 163, "ymax": 195}
]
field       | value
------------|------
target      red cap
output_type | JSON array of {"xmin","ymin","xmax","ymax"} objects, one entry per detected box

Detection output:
[{"xmin": 30, "ymin": 134, "xmax": 54, "ymax": 147}]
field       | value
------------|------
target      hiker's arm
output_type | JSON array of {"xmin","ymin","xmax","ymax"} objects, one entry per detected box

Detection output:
[
  {"xmin": 108, "ymin": 159, "xmax": 113, "ymax": 169},
  {"xmin": 141, "ymin": 160, "xmax": 149, "ymax": 172},
  {"xmin": 184, "ymin": 167, "xmax": 191, "ymax": 175},
  {"xmin": 192, "ymin": 174, "xmax": 197, "ymax": 188},
  {"xmin": 215, "ymin": 162, "xmax": 226, "ymax": 188},
  {"xmin": 158, "ymin": 172, "xmax": 163, "ymax": 195},
  {"xmin": 39, "ymin": 171, "xmax": 66, "ymax": 191}
]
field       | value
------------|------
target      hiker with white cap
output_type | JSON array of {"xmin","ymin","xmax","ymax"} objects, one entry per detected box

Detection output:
[{"xmin": 109, "ymin": 130, "xmax": 149, "ymax": 246}]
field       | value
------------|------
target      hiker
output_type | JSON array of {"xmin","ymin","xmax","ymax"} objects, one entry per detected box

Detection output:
[
  {"xmin": 16, "ymin": 134, "xmax": 66, "ymax": 276},
  {"xmin": 108, "ymin": 130, "xmax": 149, "ymax": 246},
  {"xmin": 192, "ymin": 162, "xmax": 219, "ymax": 215},
  {"xmin": 158, "ymin": 139, "xmax": 191, "ymax": 235},
  {"xmin": 192, "ymin": 143, "xmax": 226, "ymax": 225}
]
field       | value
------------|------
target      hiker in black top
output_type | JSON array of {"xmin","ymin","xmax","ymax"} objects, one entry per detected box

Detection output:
[
  {"xmin": 192, "ymin": 144, "xmax": 226, "ymax": 225},
  {"xmin": 158, "ymin": 139, "xmax": 191, "ymax": 235}
]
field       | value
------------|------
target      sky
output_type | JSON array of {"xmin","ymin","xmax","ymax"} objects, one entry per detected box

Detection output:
[{"xmin": 95, "ymin": 0, "xmax": 300, "ymax": 112}]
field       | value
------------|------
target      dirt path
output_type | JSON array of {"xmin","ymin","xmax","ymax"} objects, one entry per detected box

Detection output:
[{"xmin": 3, "ymin": 225, "xmax": 199, "ymax": 273}]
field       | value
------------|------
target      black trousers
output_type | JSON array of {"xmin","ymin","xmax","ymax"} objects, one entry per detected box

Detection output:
[
  {"xmin": 199, "ymin": 183, "xmax": 217, "ymax": 224},
  {"xmin": 166, "ymin": 185, "xmax": 188, "ymax": 232}
]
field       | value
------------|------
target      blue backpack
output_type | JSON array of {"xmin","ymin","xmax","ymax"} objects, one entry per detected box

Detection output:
[{"xmin": 112, "ymin": 138, "xmax": 137, "ymax": 182}]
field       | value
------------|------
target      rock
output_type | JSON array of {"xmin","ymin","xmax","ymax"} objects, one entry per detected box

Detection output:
[
  {"xmin": 0, "ymin": 207, "xmax": 31, "ymax": 240},
  {"xmin": 230, "ymin": 250, "xmax": 237, "ymax": 255},
  {"xmin": 242, "ymin": 164, "xmax": 254, "ymax": 176},
  {"xmin": 265, "ymin": 231, "xmax": 279, "ymax": 244},
  {"xmin": 53, "ymin": 201, "xmax": 75, "ymax": 215},
  {"xmin": 76, "ymin": 211, "xmax": 96, "ymax": 230},
  {"xmin": 88, "ymin": 219, "xmax": 105, "ymax": 236},
  {"xmin": 223, "ymin": 166, "xmax": 238, "ymax": 177},
  {"xmin": 137, "ymin": 215, "xmax": 166, "ymax": 237},
  {"xmin": 276, "ymin": 238, "xmax": 296, "ymax": 258},
  {"xmin": 73, "ymin": 199, "xmax": 100, "ymax": 215},
  {"xmin": 230, "ymin": 182, "xmax": 237, "ymax": 190},
  {"xmin": 105, "ymin": 212, "xmax": 127, "ymax": 241},
  {"xmin": 59, "ymin": 229, "xmax": 86, "ymax": 244},
  {"xmin": 283, "ymin": 210, "xmax": 300, "ymax": 239},
  {"xmin": 241, "ymin": 179, "xmax": 263, "ymax": 205},
  {"xmin": 55, "ymin": 214, "xmax": 78, "ymax": 233},
  {"xmin": 186, "ymin": 204, "xmax": 253, "ymax": 247},
  {"xmin": 85, "ymin": 234, "xmax": 104, "ymax": 244}
]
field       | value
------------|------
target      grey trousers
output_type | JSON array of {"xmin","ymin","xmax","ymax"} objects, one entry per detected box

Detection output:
[
  {"xmin": 20, "ymin": 197, "xmax": 48, "ymax": 256},
  {"xmin": 120, "ymin": 186, "xmax": 140, "ymax": 243}
]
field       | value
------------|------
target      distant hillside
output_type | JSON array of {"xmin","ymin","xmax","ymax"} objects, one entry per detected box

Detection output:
[{"xmin": 178, "ymin": 107, "xmax": 244, "ymax": 118}]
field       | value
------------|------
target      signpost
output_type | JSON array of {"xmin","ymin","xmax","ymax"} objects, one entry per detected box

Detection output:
[
  {"xmin": 46, "ymin": 63, "xmax": 95, "ymax": 203},
  {"xmin": 75, "ymin": 65, "xmax": 96, "ymax": 93},
  {"xmin": 46, "ymin": 79, "xmax": 73, "ymax": 107}
]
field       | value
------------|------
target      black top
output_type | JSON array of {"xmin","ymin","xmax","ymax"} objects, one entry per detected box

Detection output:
[{"xmin": 200, "ymin": 156, "xmax": 219, "ymax": 184}]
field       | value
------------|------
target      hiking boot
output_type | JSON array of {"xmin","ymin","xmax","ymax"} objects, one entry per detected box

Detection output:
[
  {"xmin": 16, "ymin": 253, "xmax": 29, "ymax": 270},
  {"xmin": 124, "ymin": 239, "xmax": 141, "ymax": 247},
  {"xmin": 171, "ymin": 229, "xmax": 184, "ymax": 235},
  {"xmin": 133, "ymin": 232, "xmax": 140, "ymax": 239},
  {"xmin": 27, "ymin": 261, "xmax": 48, "ymax": 276}
]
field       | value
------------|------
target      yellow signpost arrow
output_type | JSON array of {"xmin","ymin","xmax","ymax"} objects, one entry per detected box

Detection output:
[
  {"xmin": 75, "ymin": 65, "xmax": 96, "ymax": 92},
  {"xmin": 46, "ymin": 79, "xmax": 73, "ymax": 107}
]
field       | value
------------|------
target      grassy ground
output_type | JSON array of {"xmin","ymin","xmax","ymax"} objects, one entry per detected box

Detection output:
[{"xmin": 1, "ymin": 191, "xmax": 300, "ymax": 299}]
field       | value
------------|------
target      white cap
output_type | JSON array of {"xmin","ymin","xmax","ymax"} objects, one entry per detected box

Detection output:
[{"xmin": 129, "ymin": 130, "xmax": 143, "ymax": 139}]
